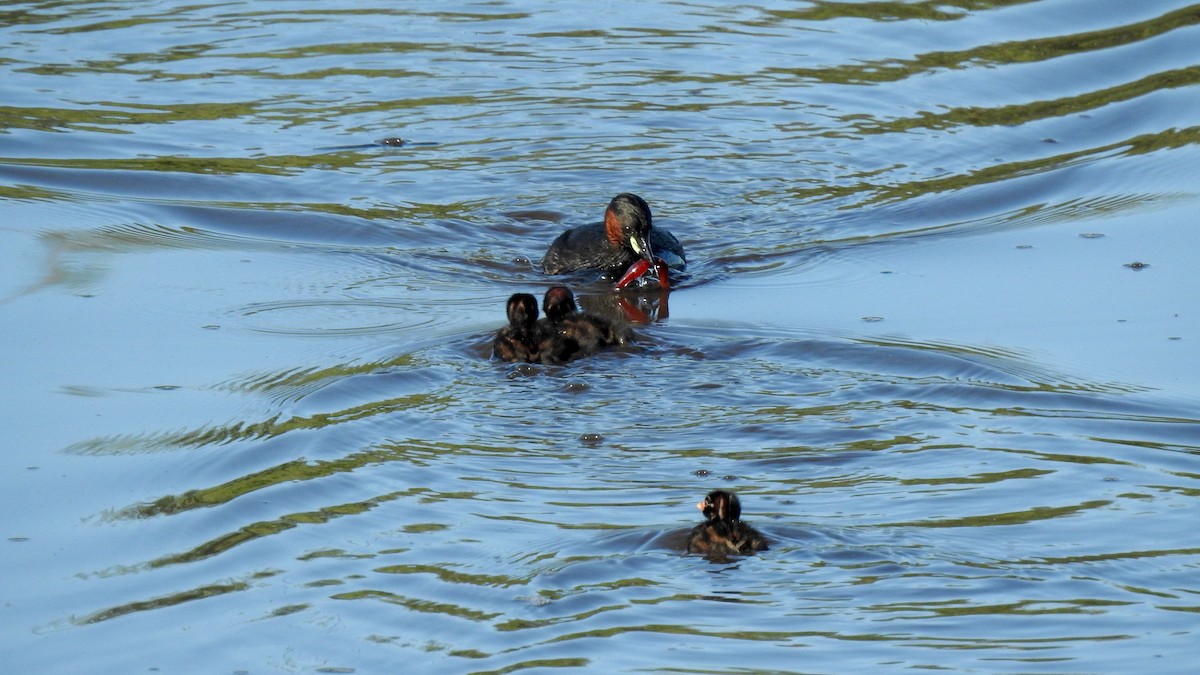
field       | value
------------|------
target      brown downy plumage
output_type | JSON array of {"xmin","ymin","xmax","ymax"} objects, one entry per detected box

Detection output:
[
  {"xmin": 686, "ymin": 490, "xmax": 769, "ymax": 557},
  {"xmin": 493, "ymin": 293, "xmax": 540, "ymax": 363},
  {"xmin": 536, "ymin": 286, "xmax": 621, "ymax": 364}
]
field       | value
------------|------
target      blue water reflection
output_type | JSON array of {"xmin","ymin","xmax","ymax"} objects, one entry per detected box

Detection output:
[{"xmin": 2, "ymin": 1, "xmax": 1199, "ymax": 672}]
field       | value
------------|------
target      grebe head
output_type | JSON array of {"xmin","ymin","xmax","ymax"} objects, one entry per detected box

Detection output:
[
  {"xmin": 604, "ymin": 193, "xmax": 656, "ymax": 267},
  {"xmin": 506, "ymin": 293, "xmax": 538, "ymax": 331},
  {"xmin": 697, "ymin": 490, "xmax": 742, "ymax": 522},
  {"xmin": 542, "ymin": 285, "xmax": 578, "ymax": 322}
]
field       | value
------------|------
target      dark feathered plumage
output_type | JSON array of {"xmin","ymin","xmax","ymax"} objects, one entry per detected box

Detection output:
[{"xmin": 541, "ymin": 193, "xmax": 685, "ymax": 284}]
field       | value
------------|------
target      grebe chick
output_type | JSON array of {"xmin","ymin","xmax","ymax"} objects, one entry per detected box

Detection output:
[
  {"xmin": 493, "ymin": 293, "xmax": 540, "ymax": 363},
  {"xmin": 686, "ymin": 490, "xmax": 769, "ymax": 557},
  {"xmin": 536, "ymin": 286, "xmax": 621, "ymax": 364}
]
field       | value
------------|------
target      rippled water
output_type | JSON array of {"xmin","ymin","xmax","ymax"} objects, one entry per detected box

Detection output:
[{"xmin": 3, "ymin": 1, "xmax": 1199, "ymax": 672}]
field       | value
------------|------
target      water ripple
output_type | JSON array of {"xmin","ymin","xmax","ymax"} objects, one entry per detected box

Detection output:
[{"xmin": 7, "ymin": 1, "xmax": 1200, "ymax": 672}]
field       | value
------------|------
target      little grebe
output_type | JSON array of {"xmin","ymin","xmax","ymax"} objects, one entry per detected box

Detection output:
[
  {"xmin": 686, "ymin": 490, "xmax": 769, "ymax": 557},
  {"xmin": 541, "ymin": 193, "xmax": 685, "ymax": 289},
  {"xmin": 536, "ymin": 286, "xmax": 622, "ymax": 364},
  {"xmin": 493, "ymin": 293, "xmax": 540, "ymax": 363}
]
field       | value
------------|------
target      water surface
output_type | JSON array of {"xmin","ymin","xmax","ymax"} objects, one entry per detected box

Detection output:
[{"xmin": 3, "ymin": 1, "xmax": 1199, "ymax": 672}]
